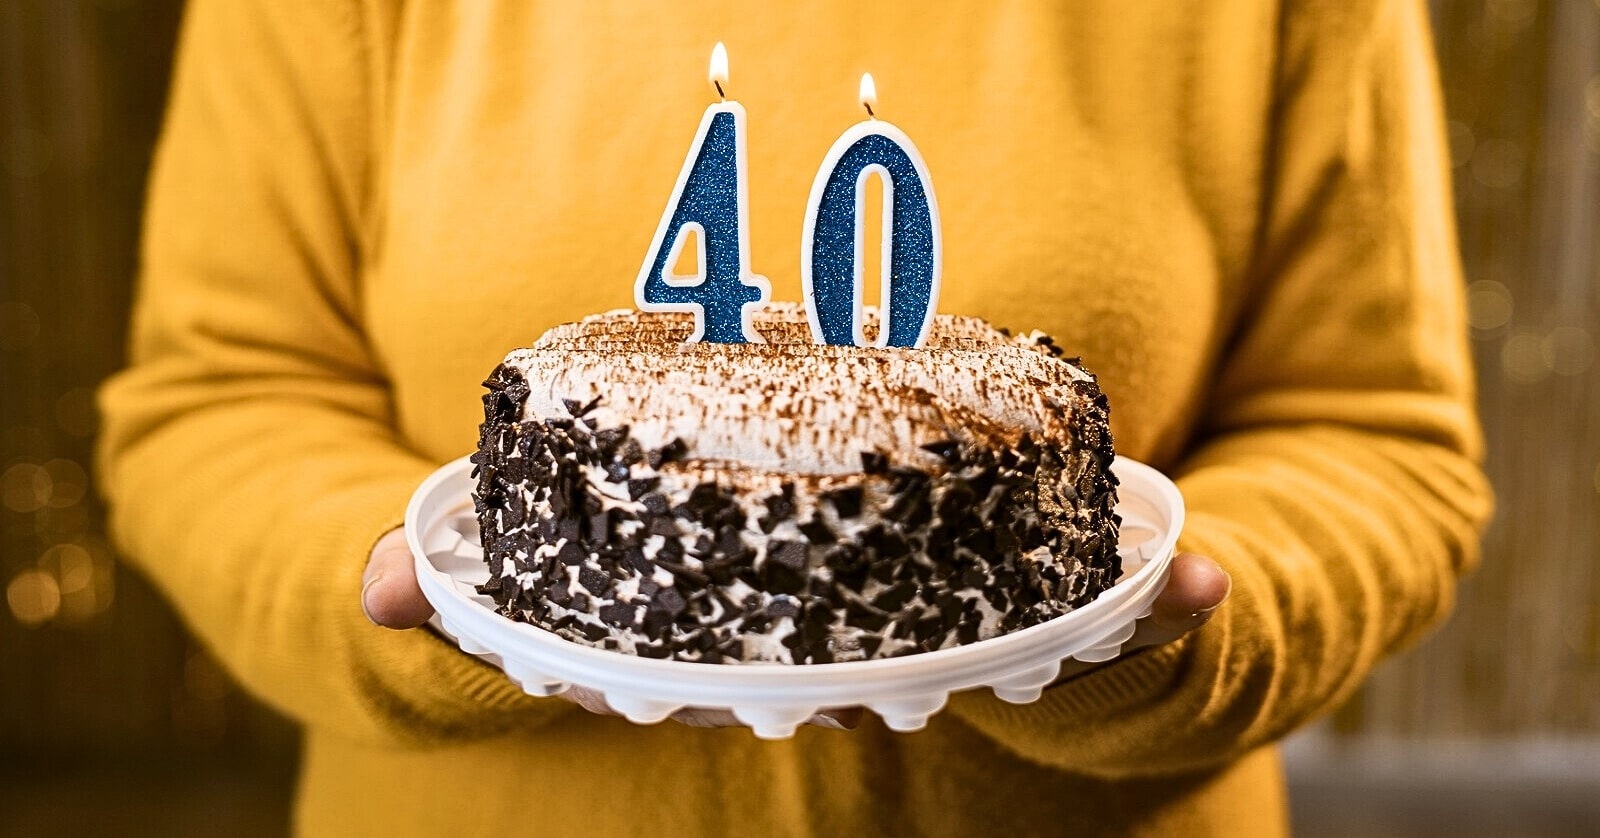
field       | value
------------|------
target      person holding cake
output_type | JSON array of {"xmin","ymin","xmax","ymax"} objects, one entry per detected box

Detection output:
[{"xmin": 99, "ymin": 1, "xmax": 1491, "ymax": 835}]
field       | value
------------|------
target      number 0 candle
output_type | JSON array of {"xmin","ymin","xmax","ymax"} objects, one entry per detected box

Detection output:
[
  {"xmin": 635, "ymin": 43, "xmax": 771, "ymax": 344},
  {"xmin": 801, "ymin": 73, "xmax": 942, "ymax": 349}
]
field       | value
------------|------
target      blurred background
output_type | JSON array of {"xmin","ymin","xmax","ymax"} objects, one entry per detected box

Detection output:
[{"xmin": 1, "ymin": 1, "xmax": 1596, "ymax": 835}]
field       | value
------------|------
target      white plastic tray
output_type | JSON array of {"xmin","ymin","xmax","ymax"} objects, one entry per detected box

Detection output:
[{"xmin": 407, "ymin": 455, "xmax": 1183, "ymax": 739}]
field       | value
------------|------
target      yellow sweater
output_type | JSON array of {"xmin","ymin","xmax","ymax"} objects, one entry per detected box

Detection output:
[{"xmin": 100, "ymin": 1, "xmax": 1491, "ymax": 835}]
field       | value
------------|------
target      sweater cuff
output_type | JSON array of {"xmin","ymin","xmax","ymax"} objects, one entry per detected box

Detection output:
[
  {"xmin": 947, "ymin": 638, "xmax": 1188, "ymax": 732},
  {"xmin": 319, "ymin": 466, "xmax": 565, "ymax": 744}
]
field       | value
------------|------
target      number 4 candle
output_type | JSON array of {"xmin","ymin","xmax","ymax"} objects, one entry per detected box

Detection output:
[
  {"xmin": 802, "ymin": 73, "xmax": 942, "ymax": 349},
  {"xmin": 635, "ymin": 43, "xmax": 772, "ymax": 344}
]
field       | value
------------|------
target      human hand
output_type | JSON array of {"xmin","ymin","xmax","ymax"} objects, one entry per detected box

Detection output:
[
  {"xmin": 362, "ymin": 527, "xmax": 437, "ymax": 629},
  {"xmin": 1053, "ymin": 552, "xmax": 1230, "ymax": 682},
  {"xmin": 361, "ymin": 527, "xmax": 858, "ymax": 729}
]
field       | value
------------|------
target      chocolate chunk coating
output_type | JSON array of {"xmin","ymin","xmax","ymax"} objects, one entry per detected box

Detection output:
[{"xmin": 472, "ymin": 309, "xmax": 1122, "ymax": 664}]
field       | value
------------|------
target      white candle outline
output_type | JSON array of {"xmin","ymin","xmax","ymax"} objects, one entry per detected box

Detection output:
[
  {"xmin": 800, "ymin": 73, "xmax": 942, "ymax": 349},
  {"xmin": 633, "ymin": 42, "xmax": 771, "ymax": 343}
]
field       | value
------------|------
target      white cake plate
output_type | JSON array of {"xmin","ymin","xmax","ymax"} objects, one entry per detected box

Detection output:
[{"xmin": 407, "ymin": 455, "xmax": 1183, "ymax": 739}]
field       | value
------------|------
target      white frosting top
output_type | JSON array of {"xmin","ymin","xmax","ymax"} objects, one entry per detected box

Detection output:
[{"xmin": 503, "ymin": 303, "xmax": 1092, "ymax": 475}]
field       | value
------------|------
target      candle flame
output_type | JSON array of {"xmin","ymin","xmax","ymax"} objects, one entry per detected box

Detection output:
[
  {"xmin": 709, "ymin": 42, "xmax": 729, "ymax": 99},
  {"xmin": 859, "ymin": 73, "xmax": 878, "ymax": 118}
]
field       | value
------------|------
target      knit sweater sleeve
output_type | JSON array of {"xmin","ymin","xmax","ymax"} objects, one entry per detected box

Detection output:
[
  {"xmin": 97, "ymin": 0, "xmax": 565, "ymax": 745},
  {"xmin": 946, "ymin": 0, "xmax": 1492, "ymax": 777}
]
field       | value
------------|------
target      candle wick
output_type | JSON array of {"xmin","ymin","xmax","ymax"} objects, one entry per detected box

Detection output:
[
  {"xmin": 863, "ymin": 102, "xmax": 875, "ymax": 119},
  {"xmin": 714, "ymin": 80, "xmax": 725, "ymax": 100}
]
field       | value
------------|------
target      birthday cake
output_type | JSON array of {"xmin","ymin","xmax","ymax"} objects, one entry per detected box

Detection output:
[{"xmin": 471, "ymin": 302, "xmax": 1120, "ymax": 664}]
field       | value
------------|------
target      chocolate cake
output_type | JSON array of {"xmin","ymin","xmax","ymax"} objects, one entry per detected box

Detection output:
[{"xmin": 471, "ymin": 303, "xmax": 1119, "ymax": 664}]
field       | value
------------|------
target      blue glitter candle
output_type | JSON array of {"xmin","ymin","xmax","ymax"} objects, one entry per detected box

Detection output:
[
  {"xmin": 635, "ymin": 43, "xmax": 771, "ymax": 343},
  {"xmin": 801, "ymin": 73, "xmax": 941, "ymax": 349}
]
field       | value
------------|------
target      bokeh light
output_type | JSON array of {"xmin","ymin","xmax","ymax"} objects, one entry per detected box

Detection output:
[
  {"xmin": 2, "ymin": 459, "xmax": 90, "ymax": 522},
  {"xmin": 70, "ymin": 537, "xmax": 115, "ymax": 621},
  {"xmin": 1486, "ymin": 0, "xmax": 1537, "ymax": 33},
  {"xmin": 1499, "ymin": 331, "xmax": 1551, "ymax": 384},
  {"xmin": 2, "ymin": 462, "xmax": 53, "ymax": 512},
  {"xmin": 1542, "ymin": 326, "xmax": 1596, "ymax": 376},
  {"xmin": 1466, "ymin": 279, "xmax": 1514, "ymax": 332},
  {"xmin": 59, "ymin": 583, "xmax": 109, "ymax": 623},
  {"xmin": 40, "ymin": 542, "xmax": 114, "ymax": 623},
  {"xmin": 41, "ymin": 543, "xmax": 96, "ymax": 594},
  {"xmin": 43, "ymin": 458, "xmax": 88, "ymax": 507},
  {"xmin": 1496, "ymin": 325, "xmax": 1595, "ymax": 383},
  {"xmin": 17, "ymin": 540, "xmax": 119, "ymax": 626},
  {"xmin": 7, "ymin": 569, "xmax": 62, "ymax": 626}
]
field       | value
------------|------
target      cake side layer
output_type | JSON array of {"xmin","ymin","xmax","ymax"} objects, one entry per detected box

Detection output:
[
  {"xmin": 471, "ymin": 307, "xmax": 1120, "ymax": 664},
  {"xmin": 472, "ymin": 376, "xmax": 1119, "ymax": 663}
]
